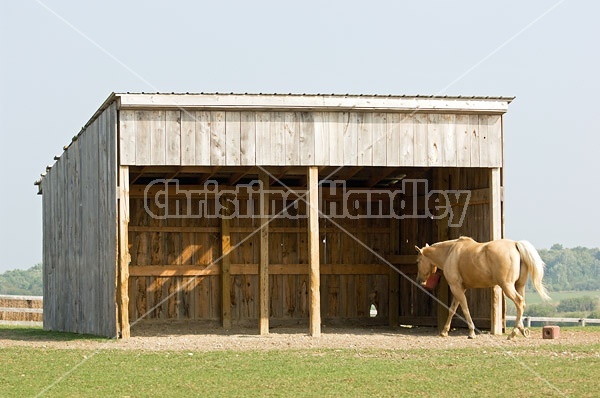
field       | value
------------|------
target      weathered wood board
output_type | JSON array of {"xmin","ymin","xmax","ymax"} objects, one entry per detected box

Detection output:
[
  {"xmin": 41, "ymin": 103, "xmax": 118, "ymax": 337},
  {"xmin": 120, "ymin": 111, "xmax": 503, "ymax": 168},
  {"xmin": 126, "ymin": 183, "xmax": 394, "ymax": 324}
]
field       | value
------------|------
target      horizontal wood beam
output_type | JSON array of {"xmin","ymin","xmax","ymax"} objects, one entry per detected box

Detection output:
[
  {"xmin": 386, "ymin": 255, "xmax": 418, "ymax": 264},
  {"xmin": 127, "ymin": 226, "xmax": 392, "ymax": 234},
  {"xmin": 129, "ymin": 166, "xmax": 216, "ymax": 174},
  {"xmin": 337, "ymin": 166, "xmax": 363, "ymax": 181},
  {"xmin": 128, "ymin": 263, "xmax": 392, "ymax": 277},
  {"xmin": 129, "ymin": 183, "xmax": 425, "ymax": 200},
  {"xmin": 366, "ymin": 167, "xmax": 401, "ymax": 188},
  {"xmin": 270, "ymin": 166, "xmax": 291, "ymax": 185},
  {"xmin": 198, "ymin": 166, "xmax": 222, "ymax": 184},
  {"xmin": 129, "ymin": 265, "xmax": 220, "ymax": 277},
  {"xmin": 228, "ymin": 168, "xmax": 255, "ymax": 185}
]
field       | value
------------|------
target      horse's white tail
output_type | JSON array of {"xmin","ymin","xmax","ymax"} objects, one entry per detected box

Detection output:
[{"xmin": 516, "ymin": 240, "xmax": 551, "ymax": 301}]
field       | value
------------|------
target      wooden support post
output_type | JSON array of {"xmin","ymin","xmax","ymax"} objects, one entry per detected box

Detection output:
[
  {"xmin": 258, "ymin": 170, "xmax": 270, "ymax": 335},
  {"xmin": 308, "ymin": 167, "xmax": 321, "ymax": 337},
  {"xmin": 435, "ymin": 169, "xmax": 450, "ymax": 334},
  {"xmin": 490, "ymin": 167, "xmax": 504, "ymax": 335},
  {"xmin": 117, "ymin": 166, "xmax": 131, "ymax": 339},
  {"xmin": 388, "ymin": 197, "xmax": 400, "ymax": 327},
  {"xmin": 220, "ymin": 194, "xmax": 232, "ymax": 330}
]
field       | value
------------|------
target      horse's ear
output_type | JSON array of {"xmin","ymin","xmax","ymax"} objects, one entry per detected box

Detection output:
[
  {"xmin": 414, "ymin": 246, "xmax": 422, "ymax": 254},
  {"xmin": 425, "ymin": 243, "xmax": 429, "ymax": 247}
]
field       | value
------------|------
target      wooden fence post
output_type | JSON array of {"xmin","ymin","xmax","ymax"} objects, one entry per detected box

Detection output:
[
  {"xmin": 308, "ymin": 167, "xmax": 321, "ymax": 337},
  {"xmin": 490, "ymin": 168, "xmax": 504, "ymax": 335},
  {"xmin": 258, "ymin": 170, "xmax": 270, "ymax": 335},
  {"xmin": 220, "ymin": 193, "xmax": 232, "ymax": 330},
  {"xmin": 118, "ymin": 166, "xmax": 131, "ymax": 339}
]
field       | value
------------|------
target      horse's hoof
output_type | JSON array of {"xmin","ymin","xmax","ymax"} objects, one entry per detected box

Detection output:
[
  {"xmin": 468, "ymin": 335, "xmax": 476, "ymax": 339},
  {"xmin": 440, "ymin": 332, "xmax": 448, "ymax": 337},
  {"xmin": 522, "ymin": 328, "xmax": 531, "ymax": 338}
]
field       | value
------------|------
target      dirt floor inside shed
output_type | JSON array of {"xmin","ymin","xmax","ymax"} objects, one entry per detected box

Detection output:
[{"xmin": 2, "ymin": 321, "xmax": 598, "ymax": 352}]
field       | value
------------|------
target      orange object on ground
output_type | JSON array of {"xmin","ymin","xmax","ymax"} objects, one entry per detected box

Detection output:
[{"xmin": 543, "ymin": 325, "xmax": 560, "ymax": 339}]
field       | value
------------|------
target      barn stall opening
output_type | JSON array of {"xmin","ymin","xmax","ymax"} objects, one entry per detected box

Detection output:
[{"xmin": 36, "ymin": 93, "xmax": 512, "ymax": 338}]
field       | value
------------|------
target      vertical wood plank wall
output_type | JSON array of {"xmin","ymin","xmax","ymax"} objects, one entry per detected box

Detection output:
[
  {"xmin": 126, "ymin": 184, "xmax": 393, "ymax": 325},
  {"xmin": 41, "ymin": 103, "xmax": 118, "ymax": 337},
  {"xmin": 119, "ymin": 111, "xmax": 503, "ymax": 168}
]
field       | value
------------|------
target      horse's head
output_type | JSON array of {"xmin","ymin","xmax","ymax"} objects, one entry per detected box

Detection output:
[{"xmin": 415, "ymin": 244, "xmax": 438, "ymax": 286}]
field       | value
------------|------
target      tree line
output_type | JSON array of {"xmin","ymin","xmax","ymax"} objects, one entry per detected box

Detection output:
[
  {"xmin": 537, "ymin": 244, "xmax": 600, "ymax": 291},
  {"xmin": 0, "ymin": 263, "xmax": 42, "ymax": 295}
]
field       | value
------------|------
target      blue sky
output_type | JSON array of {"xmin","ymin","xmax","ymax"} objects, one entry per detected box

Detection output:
[{"xmin": 0, "ymin": 0, "xmax": 598, "ymax": 272}]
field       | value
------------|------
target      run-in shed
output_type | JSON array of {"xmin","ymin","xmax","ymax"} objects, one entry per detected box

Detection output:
[{"xmin": 36, "ymin": 93, "xmax": 512, "ymax": 338}]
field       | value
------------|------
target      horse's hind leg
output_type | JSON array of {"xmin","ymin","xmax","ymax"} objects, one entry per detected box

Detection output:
[
  {"xmin": 502, "ymin": 284, "xmax": 526, "ymax": 340},
  {"xmin": 515, "ymin": 281, "xmax": 529, "ymax": 337}
]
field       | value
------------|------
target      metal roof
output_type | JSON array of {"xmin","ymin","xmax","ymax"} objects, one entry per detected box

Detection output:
[
  {"xmin": 117, "ymin": 91, "xmax": 515, "ymax": 100},
  {"xmin": 113, "ymin": 92, "xmax": 514, "ymax": 110}
]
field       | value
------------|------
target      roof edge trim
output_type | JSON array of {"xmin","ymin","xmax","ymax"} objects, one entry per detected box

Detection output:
[{"xmin": 115, "ymin": 93, "xmax": 513, "ymax": 114}]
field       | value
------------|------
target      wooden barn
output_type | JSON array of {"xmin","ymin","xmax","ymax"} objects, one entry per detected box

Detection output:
[{"xmin": 36, "ymin": 93, "xmax": 513, "ymax": 338}]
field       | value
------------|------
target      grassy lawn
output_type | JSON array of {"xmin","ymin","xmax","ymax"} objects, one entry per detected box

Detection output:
[{"xmin": 1, "ymin": 328, "xmax": 598, "ymax": 397}]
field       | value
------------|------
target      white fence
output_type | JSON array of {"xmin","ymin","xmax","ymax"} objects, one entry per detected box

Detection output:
[{"xmin": 506, "ymin": 315, "xmax": 600, "ymax": 327}]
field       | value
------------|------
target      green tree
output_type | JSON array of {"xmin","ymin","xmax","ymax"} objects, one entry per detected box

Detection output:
[
  {"xmin": 0, "ymin": 264, "xmax": 43, "ymax": 295},
  {"xmin": 557, "ymin": 296, "xmax": 599, "ymax": 313},
  {"xmin": 537, "ymin": 245, "xmax": 600, "ymax": 291},
  {"xmin": 524, "ymin": 303, "xmax": 557, "ymax": 317}
]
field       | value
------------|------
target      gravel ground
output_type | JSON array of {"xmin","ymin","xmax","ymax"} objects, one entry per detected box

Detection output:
[{"xmin": 2, "ymin": 321, "xmax": 598, "ymax": 352}]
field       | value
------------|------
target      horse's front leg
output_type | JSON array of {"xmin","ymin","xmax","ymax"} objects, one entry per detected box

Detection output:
[
  {"xmin": 441, "ymin": 297, "xmax": 460, "ymax": 337},
  {"xmin": 449, "ymin": 286, "xmax": 476, "ymax": 339}
]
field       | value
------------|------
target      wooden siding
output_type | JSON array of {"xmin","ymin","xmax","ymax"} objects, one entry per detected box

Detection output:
[
  {"xmin": 41, "ymin": 103, "xmax": 118, "ymax": 338},
  {"xmin": 127, "ymin": 186, "xmax": 392, "ymax": 325},
  {"xmin": 119, "ymin": 111, "xmax": 502, "ymax": 168}
]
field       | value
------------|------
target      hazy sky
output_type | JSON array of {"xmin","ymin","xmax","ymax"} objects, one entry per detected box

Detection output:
[{"xmin": 0, "ymin": 0, "xmax": 598, "ymax": 272}]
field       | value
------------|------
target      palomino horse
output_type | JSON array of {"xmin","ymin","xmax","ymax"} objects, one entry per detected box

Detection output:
[{"xmin": 415, "ymin": 237, "xmax": 550, "ymax": 339}]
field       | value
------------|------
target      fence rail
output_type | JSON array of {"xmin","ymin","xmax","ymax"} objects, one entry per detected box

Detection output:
[
  {"xmin": 0, "ymin": 294, "xmax": 43, "ymax": 325},
  {"xmin": 506, "ymin": 315, "xmax": 600, "ymax": 327}
]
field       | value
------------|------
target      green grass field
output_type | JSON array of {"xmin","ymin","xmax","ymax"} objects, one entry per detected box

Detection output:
[
  {"xmin": 527, "ymin": 290, "xmax": 600, "ymax": 306},
  {"xmin": 1, "ymin": 327, "xmax": 598, "ymax": 397},
  {"xmin": 506, "ymin": 290, "xmax": 600, "ymax": 316}
]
